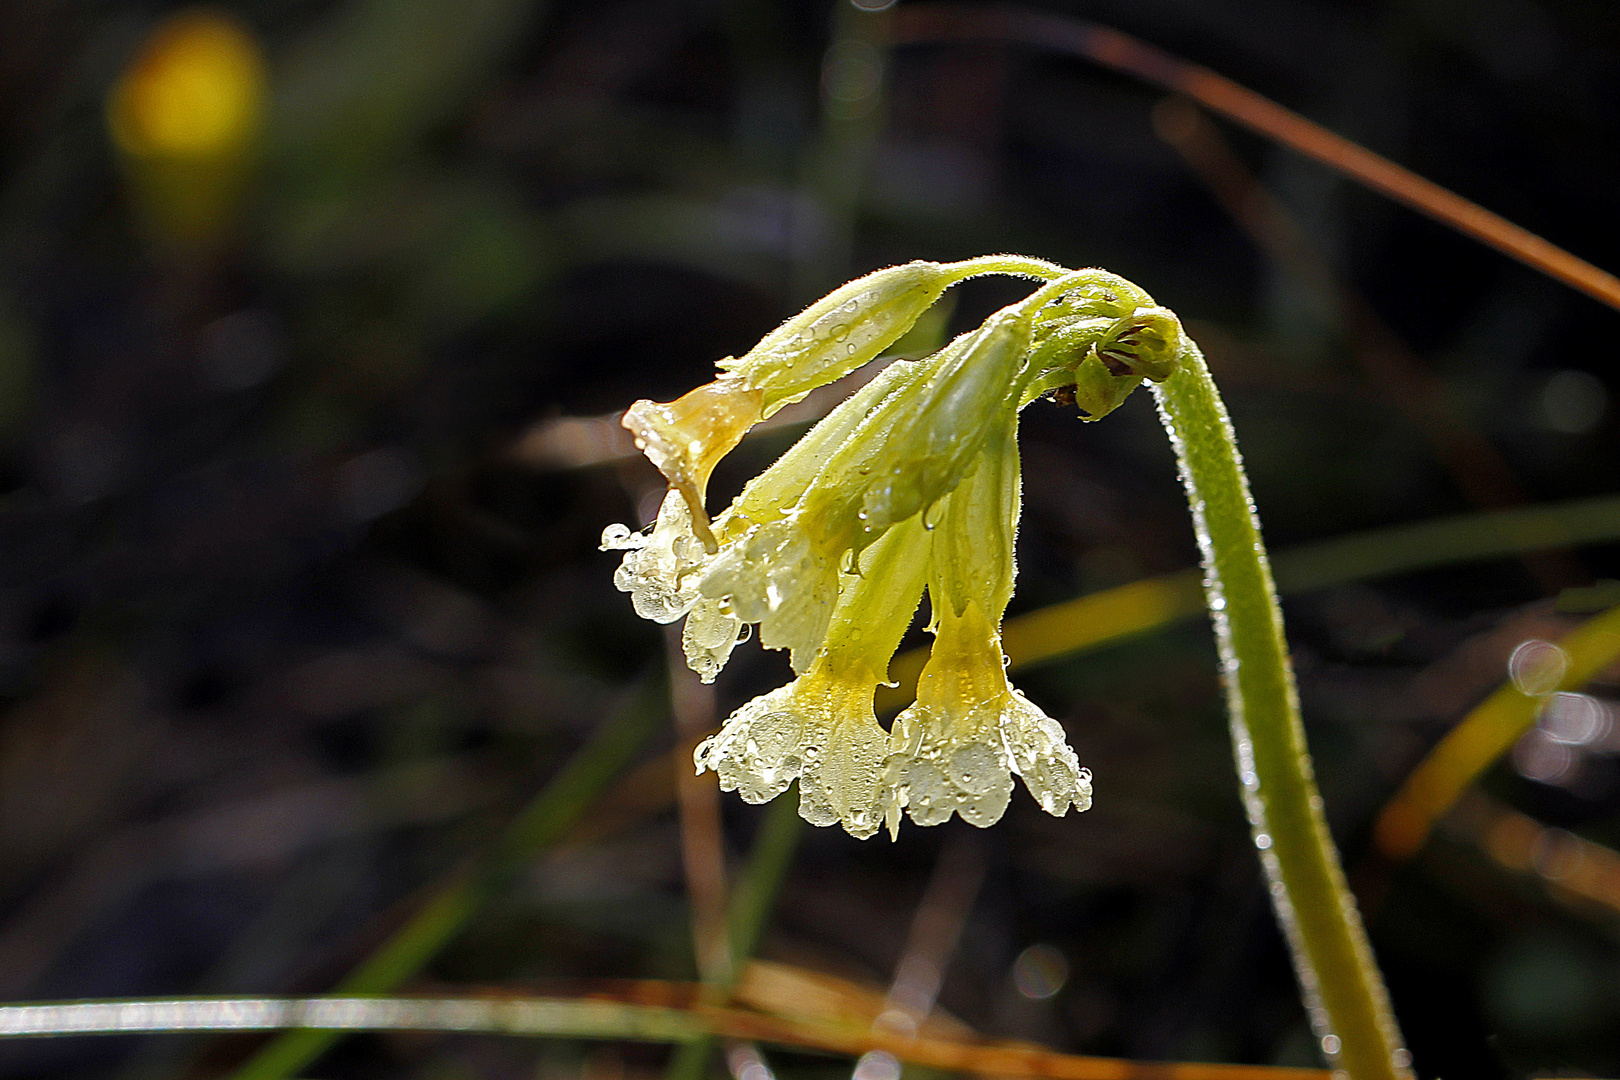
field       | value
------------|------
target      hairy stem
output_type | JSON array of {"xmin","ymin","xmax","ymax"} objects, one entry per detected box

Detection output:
[
  {"xmin": 939, "ymin": 253, "xmax": 1072, "ymax": 283},
  {"xmin": 1151, "ymin": 343, "xmax": 1410, "ymax": 1080},
  {"xmin": 932, "ymin": 259, "xmax": 1406, "ymax": 1076}
]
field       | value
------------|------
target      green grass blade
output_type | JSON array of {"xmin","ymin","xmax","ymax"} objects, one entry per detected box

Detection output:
[{"xmin": 227, "ymin": 676, "xmax": 665, "ymax": 1080}]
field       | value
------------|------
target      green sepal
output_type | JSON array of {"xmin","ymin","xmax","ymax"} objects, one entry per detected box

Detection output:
[
  {"xmin": 846, "ymin": 308, "xmax": 1029, "ymax": 548},
  {"xmin": 720, "ymin": 261, "xmax": 955, "ymax": 416},
  {"xmin": 1069, "ymin": 350, "xmax": 1146, "ymax": 421}
]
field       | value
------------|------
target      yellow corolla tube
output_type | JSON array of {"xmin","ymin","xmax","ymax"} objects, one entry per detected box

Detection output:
[{"xmin": 107, "ymin": 9, "xmax": 267, "ymax": 248}]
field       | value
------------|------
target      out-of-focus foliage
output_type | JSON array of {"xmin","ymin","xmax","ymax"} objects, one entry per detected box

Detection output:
[{"xmin": 0, "ymin": 0, "xmax": 1618, "ymax": 1078}]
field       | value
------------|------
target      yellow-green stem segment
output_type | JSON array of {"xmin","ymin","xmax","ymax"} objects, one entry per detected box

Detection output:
[{"xmin": 1152, "ymin": 344, "xmax": 1411, "ymax": 1080}]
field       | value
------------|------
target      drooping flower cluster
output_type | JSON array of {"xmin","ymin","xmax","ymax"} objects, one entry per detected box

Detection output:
[{"xmin": 601, "ymin": 258, "xmax": 1187, "ymax": 838}]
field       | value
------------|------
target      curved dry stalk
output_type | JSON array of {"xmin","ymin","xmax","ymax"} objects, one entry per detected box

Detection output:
[
  {"xmin": 891, "ymin": 4, "xmax": 1620, "ymax": 314},
  {"xmin": 0, "ymin": 991, "xmax": 1332, "ymax": 1080}
]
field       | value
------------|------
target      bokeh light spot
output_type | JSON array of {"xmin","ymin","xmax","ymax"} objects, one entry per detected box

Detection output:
[
  {"xmin": 1508, "ymin": 638, "xmax": 1568, "ymax": 696},
  {"xmin": 1012, "ymin": 943, "xmax": 1069, "ymax": 1000}
]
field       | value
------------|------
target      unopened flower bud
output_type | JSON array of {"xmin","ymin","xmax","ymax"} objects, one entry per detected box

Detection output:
[
  {"xmin": 1024, "ymin": 306, "xmax": 1186, "ymax": 421},
  {"xmin": 1068, "ymin": 351, "xmax": 1145, "ymax": 421},
  {"xmin": 1094, "ymin": 307, "xmax": 1183, "ymax": 382}
]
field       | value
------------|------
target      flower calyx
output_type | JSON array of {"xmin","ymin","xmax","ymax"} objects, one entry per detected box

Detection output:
[{"xmin": 1022, "ymin": 273, "xmax": 1188, "ymax": 421}]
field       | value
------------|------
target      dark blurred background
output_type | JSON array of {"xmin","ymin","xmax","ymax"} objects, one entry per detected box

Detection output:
[{"xmin": 0, "ymin": 0, "xmax": 1618, "ymax": 1077}]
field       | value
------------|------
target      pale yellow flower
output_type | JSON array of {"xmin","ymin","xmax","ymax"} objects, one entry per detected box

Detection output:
[
  {"xmin": 695, "ymin": 516, "xmax": 930, "ymax": 839},
  {"xmin": 605, "ymin": 262, "xmax": 1187, "ymax": 837},
  {"xmin": 886, "ymin": 422, "xmax": 1091, "ymax": 832}
]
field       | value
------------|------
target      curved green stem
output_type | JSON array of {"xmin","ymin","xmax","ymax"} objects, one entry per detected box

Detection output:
[
  {"xmin": 938, "ymin": 253, "xmax": 1072, "ymax": 282},
  {"xmin": 915, "ymin": 255, "xmax": 1410, "ymax": 1077},
  {"xmin": 1151, "ymin": 342, "xmax": 1411, "ymax": 1080}
]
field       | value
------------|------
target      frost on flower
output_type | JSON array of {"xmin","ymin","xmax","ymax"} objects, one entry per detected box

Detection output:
[{"xmin": 604, "ymin": 260, "xmax": 1184, "ymax": 837}]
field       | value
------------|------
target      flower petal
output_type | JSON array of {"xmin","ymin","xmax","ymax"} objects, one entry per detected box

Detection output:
[
  {"xmin": 695, "ymin": 516, "xmax": 930, "ymax": 838},
  {"xmin": 1002, "ymin": 689, "xmax": 1093, "ymax": 816},
  {"xmin": 885, "ymin": 425, "xmax": 1093, "ymax": 827},
  {"xmin": 695, "ymin": 681, "xmax": 812, "ymax": 804},
  {"xmin": 622, "ymin": 377, "xmax": 765, "ymax": 551},
  {"xmin": 604, "ymin": 490, "xmax": 708, "ymax": 624},
  {"xmin": 682, "ymin": 596, "xmax": 748, "ymax": 684}
]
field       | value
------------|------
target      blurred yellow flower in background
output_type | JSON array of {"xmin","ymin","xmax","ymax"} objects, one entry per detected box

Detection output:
[{"xmin": 107, "ymin": 9, "xmax": 266, "ymax": 248}]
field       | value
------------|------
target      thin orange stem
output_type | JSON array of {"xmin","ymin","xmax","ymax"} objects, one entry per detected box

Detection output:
[{"xmin": 891, "ymin": 4, "xmax": 1620, "ymax": 314}]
